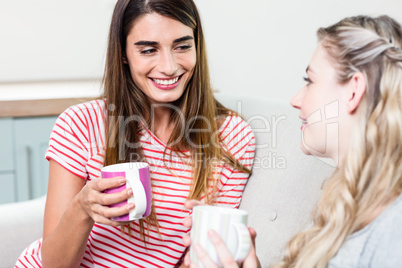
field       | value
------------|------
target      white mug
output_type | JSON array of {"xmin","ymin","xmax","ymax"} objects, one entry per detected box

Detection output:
[
  {"xmin": 101, "ymin": 162, "xmax": 152, "ymax": 221},
  {"xmin": 190, "ymin": 205, "xmax": 251, "ymax": 267}
]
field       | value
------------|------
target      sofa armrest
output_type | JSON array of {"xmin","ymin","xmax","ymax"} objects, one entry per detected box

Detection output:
[{"xmin": 0, "ymin": 195, "xmax": 46, "ymax": 268}]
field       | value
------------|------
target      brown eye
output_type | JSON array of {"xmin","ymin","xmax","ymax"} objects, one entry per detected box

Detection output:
[
  {"xmin": 140, "ymin": 48, "xmax": 157, "ymax": 55},
  {"xmin": 176, "ymin": 45, "xmax": 192, "ymax": 51}
]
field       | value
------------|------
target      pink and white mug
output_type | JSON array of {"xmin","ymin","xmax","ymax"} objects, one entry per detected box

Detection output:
[{"xmin": 101, "ymin": 162, "xmax": 152, "ymax": 221}]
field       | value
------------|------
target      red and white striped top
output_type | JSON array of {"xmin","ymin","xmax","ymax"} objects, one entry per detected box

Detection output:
[{"xmin": 15, "ymin": 99, "xmax": 255, "ymax": 268}]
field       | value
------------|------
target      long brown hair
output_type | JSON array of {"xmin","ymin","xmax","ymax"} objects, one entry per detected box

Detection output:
[
  {"xmin": 102, "ymin": 0, "xmax": 251, "ymax": 239},
  {"xmin": 275, "ymin": 15, "xmax": 402, "ymax": 268}
]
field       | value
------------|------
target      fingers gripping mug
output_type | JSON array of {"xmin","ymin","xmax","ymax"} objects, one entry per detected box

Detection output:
[
  {"xmin": 190, "ymin": 206, "xmax": 251, "ymax": 267},
  {"xmin": 101, "ymin": 162, "xmax": 152, "ymax": 221}
]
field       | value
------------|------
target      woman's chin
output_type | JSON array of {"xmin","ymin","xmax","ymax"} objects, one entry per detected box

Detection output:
[{"xmin": 300, "ymin": 143, "xmax": 312, "ymax": 155}]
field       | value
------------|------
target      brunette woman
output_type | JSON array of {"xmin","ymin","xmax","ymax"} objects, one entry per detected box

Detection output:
[{"xmin": 15, "ymin": 1, "xmax": 255, "ymax": 267}]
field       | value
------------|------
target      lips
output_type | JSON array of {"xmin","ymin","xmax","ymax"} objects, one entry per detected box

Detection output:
[
  {"xmin": 299, "ymin": 116, "xmax": 308, "ymax": 130},
  {"xmin": 149, "ymin": 75, "xmax": 183, "ymax": 90}
]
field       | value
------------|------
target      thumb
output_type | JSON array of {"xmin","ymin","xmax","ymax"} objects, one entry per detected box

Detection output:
[{"xmin": 248, "ymin": 227, "xmax": 257, "ymax": 247}]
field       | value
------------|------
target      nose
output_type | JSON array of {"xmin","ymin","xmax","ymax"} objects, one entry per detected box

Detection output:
[
  {"xmin": 158, "ymin": 49, "xmax": 178, "ymax": 76},
  {"xmin": 290, "ymin": 86, "xmax": 305, "ymax": 110}
]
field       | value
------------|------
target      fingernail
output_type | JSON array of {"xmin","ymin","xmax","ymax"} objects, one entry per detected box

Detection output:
[
  {"xmin": 119, "ymin": 178, "xmax": 126, "ymax": 184},
  {"xmin": 194, "ymin": 244, "xmax": 202, "ymax": 253},
  {"xmin": 127, "ymin": 189, "xmax": 133, "ymax": 196},
  {"xmin": 127, "ymin": 203, "xmax": 135, "ymax": 210},
  {"xmin": 208, "ymin": 230, "xmax": 219, "ymax": 242}
]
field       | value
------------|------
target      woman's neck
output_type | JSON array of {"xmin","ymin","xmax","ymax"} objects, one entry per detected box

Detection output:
[{"xmin": 150, "ymin": 106, "xmax": 175, "ymax": 144}]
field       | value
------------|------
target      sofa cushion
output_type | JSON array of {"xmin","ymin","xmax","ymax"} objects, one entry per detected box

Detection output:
[{"xmin": 0, "ymin": 195, "xmax": 45, "ymax": 268}]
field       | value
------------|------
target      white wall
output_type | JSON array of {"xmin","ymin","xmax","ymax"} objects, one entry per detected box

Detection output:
[
  {"xmin": 0, "ymin": 0, "xmax": 115, "ymax": 82},
  {"xmin": 194, "ymin": 0, "xmax": 402, "ymax": 101},
  {"xmin": 1, "ymin": 0, "xmax": 402, "ymax": 101}
]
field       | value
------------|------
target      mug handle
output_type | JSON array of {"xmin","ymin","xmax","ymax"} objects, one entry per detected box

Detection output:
[
  {"xmin": 232, "ymin": 222, "xmax": 251, "ymax": 262},
  {"xmin": 126, "ymin": 169, "xmax": 147, "ymax": 219}
]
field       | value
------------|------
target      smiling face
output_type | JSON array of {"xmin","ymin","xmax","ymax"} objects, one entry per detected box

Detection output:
[
  {"xmin": 125, "ymin": 13, "xmax": 196, "ymax": 105},
  {"xmin": 290, "ymin": 44, "xmax": 353, "ymax": 162}
]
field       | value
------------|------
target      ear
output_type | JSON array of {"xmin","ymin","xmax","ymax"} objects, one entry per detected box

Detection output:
[
  {"xmin": 122, "ymin": 56, "xmax": 128, "ymax": 64},
  {"xmin": 347, "ymin": 72, "xmax": 366, "ymax": 113}
]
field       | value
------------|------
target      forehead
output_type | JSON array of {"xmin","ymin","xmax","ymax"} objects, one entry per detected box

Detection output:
[
  {"xmin": 128, "ymin": 13, "xmax": 194, "ymax": 41},
  {"xmin": 310, "ymin": 44, "xmax": 332, "ymax": 70},
  {"xmin": 308, "ymin": 43, "xmax": 339, "ymax": 77}
]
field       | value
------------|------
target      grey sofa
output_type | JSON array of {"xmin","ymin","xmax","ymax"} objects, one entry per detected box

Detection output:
[{"xmin": 0, "ymin": 95, "xmax": 334, "ymax": 268}]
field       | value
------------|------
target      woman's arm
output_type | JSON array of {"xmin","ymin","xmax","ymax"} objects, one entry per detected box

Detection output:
[{"xmin": 41, "ymin": 160, "xmax": 134, "ymax": 268}]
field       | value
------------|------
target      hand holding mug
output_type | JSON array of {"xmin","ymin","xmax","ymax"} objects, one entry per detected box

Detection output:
[
  {"xmin": 76, "ymin": 175, "xmax": 135, "ymax": 226},
  {"xmin": 101, "ymin": 162, "xmax": 152, "ymax": 222},
  {"xmin": 76, "ymin": 162, "xmax": 152, "ymax": 226},
  {"xmin": 190, "ymin": 228, "xmax": 259, "ymax": 268},
  {"xmin": 182, "ymin": 200, "xmax": 259, "ymax": 268}
]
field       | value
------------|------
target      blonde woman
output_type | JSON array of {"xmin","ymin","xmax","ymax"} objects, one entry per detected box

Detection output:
[{"xmin": 184, "ymin": 15, "xmax": 402, "ymax": 267}]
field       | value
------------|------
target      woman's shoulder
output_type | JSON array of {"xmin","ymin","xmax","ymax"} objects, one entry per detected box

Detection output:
[
  {"xmin": 218, "ymin": 114, "xmax": 254, "ymax": 138},
  {"xmin": 56, "ymin": 99, "xmax": 106, "ymax": 124},
  {"xmin": 370, "ymin": 195, "xmax": 402, "ymax": 230},
  {"xmin": 52, "ymin": 99, "xmax": 106, "ymax": 136},
  {"xmin": 218, "ymin": 114, "xmax": 255, "ymax": 155},
  {"xmin": 373, "ymin": 194, "xmax": 402, "ymax": 234},
  {"xmin": 361, "ymin": 195, "xmax": 402, "ymax": 266},
  {"xmin": 329, "ymin": 195, "xmax": 402, "ymax": 268},
  {"xmin": 61, "ymin": 99, "xmax": 106, "ymax": 118},
  {"xmin": 355, "ymin": 195, "xmax": 402, "ymax": 246}
]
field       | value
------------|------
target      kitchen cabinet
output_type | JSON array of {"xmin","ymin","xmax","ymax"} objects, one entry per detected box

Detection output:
[
  {"xmin": 0, "ymin": 118, "xmax": 14, "ymax": 172},
  {"xmin": 0, "ymin": 118, "xmax": 15, "ymax": 204},
  {"xmin": 0, "ymin": 116, "xmax": 57, "ymax": 204},
  {"xmin": 0, "ymin": 174, "xmax": 16, "ymax": 203}
]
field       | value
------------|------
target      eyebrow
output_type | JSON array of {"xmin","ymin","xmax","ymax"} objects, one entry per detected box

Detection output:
[
  {"xmin": 173, "ymin": 35, "xmax": 193, "ymax": 43},
  {"xmin": 134, "ymin": 35, "xmax": 194, "ymax": 46}
]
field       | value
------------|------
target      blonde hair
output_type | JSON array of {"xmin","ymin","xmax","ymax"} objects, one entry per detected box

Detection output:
[{"xmin": 275, "ymin": 15, "xmax": 402, "ymax": 268}]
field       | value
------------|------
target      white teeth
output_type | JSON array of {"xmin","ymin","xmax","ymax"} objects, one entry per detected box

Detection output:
[{"xmin": 153, "ymin": 77, "xmax": 179, "ymax": 85}]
